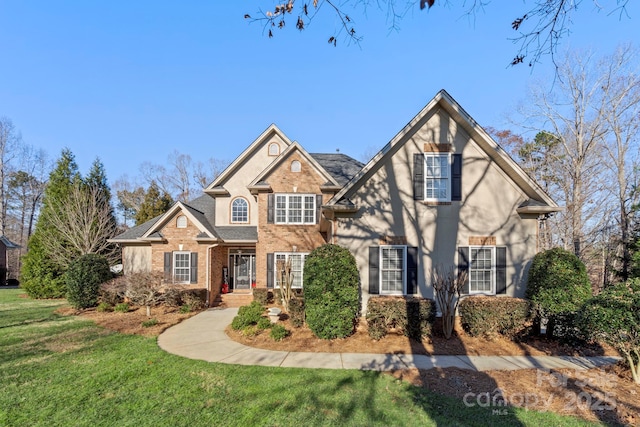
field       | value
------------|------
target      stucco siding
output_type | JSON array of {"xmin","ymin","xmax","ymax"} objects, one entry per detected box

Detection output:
[{"xmin": 123, "ymin": 245, "xmax": 152, "ymax": 274}]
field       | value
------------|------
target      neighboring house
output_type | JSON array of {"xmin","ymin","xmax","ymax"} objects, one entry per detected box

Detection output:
[
  {"xmin": 0, "ymin": 236, "xmax": 19, "ymax": 285},
  {"xmin": 110, "ymin": 90, "xmax": 561, "ymax": 310}
]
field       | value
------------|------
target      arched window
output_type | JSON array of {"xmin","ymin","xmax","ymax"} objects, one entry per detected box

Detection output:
[
  {"xmin": 231, "ymin": 198, "xmax": 249, "ymax": 223},
  {"xmin": 268, "ymin": 143, "xmax": 280, "ymax": 156},
  {"xmin": 291, "ymin": 160, "xmax": 301, "ymax": 173},
  {"xmin": 176, "ymin": 215, "xmax": 187, "ymax": 228}
]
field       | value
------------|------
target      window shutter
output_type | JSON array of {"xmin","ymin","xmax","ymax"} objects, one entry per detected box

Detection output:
[
  {"xmin": 368, "ymin": 246, "xmax": 380, "ymax": 295},
  {"xmin": 316, "ymin": 194, "xmax": 322, "ymax": 224},
  {"xmin": 451, "ymin": 154, "xmax": 462, "ymax": 201},
  {"xmin": 266, "ymin": 253, "xmax": 274, "ymax": 289},
  {"xmin": 267, "ymin": 194, "xmax": 274, "ymax": 224},
  {"xmin": 190, "ymin": 252, "xmax": 198, "ymax": 284},
  {"xmin": 496, "ymin": 247, "xmax": 507, "ymax": 294},
  {"xmin": 458, "ymin": 246, "xmax": 470, "ymax": 294},
  {"xmin": 413, "ymin": 154, "xmax": 424, "ymax": 200},
  {"xmin": 164, "ymin": 252, "xmax": 172, "ymax": 282},
  {"xmin": 407, "ymin": 246, "xmax": 418, "ymax": 295}
]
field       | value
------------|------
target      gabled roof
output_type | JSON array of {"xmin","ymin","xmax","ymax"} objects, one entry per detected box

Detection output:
[
  {"xmin": 247, "ymin": 142, "xmax": 348, "ymax": 192},
  {"xmin": 141, "ymin": 198, "xmax": 218, "ymax": 241},
  {"xmin": 205, "ymin": 124, "xmax": 293, "ymax": 195},
  {"xmin": 0, "ymin": 236, "xmax": 19, "ymax": 249},
  {"xmin": 327, "ymin": 89, "xmax": 560, "ymax": 213}
]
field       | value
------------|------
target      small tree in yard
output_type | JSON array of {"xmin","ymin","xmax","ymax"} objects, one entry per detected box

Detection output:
[
  {"xmin": 123, "ymin": 272, "xmax": 165, "ymax": 317},
  {"xmin": 432, "ymin": 266, "xmax": 467, "ymax": 339},
  {"xmin": 65, "ymin": 254, "xmax": 113, "ymax": 309},
  {"xmin": 276, "ymin": 257, "xmax": 294, "ymax": 313},
  {"xmin": 577, "ymin": 279, "xmax": 640, "ymax": 384},
  {"xmin": 303, "ymin": 244, "xmax": 360, "ymax": 340}
]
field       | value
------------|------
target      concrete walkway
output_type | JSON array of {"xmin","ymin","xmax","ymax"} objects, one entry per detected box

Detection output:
[{"xmin": 158, "ymin": 308, "xmax": 620, "ymax": 372}]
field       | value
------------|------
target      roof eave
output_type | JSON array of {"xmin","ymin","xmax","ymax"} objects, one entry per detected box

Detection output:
[{"xmin": 516, "ymin": 205, "xmax": 564, "ymax": 214}]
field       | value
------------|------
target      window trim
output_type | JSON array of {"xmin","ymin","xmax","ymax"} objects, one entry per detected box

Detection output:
[
  {"xmin": 268, "ymin": 142, "xmax": 280, "ymax": 156},
  {"xmin": 273, "ymin": 252, "xmax": 308, "ymax": 289},
  {"xmin": 379, "ymin": 245, "xmax": 406, "ymax": 295},
  {"xmin": 424, "ymin": 153, "xmax": 451, "ymax": 202},
  {"xmin": 230, "ymin": 197, "xmax": 249, "ymax": 224},
  {"xmin": 176, "ymin": 215, "xmax": 187, "ymax": 228},
  {"xmin": 173, "ymin": 251, "xmax": 191, "ymax": 284},
  {"xmin": 274, "ymin": 194, "xmax": 316, "ymax": 224},
  {"xmin": 468, "ymin": 246, "xmax": 496, "ymax": 295}
]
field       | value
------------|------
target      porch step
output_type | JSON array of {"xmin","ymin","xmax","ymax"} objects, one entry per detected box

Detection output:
[{"xmin": 215, "ymin": 291, "xmax": 254, "ymax": 308}]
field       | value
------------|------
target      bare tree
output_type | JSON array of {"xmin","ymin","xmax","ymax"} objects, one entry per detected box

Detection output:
[
  {"xmin": 193, "ymin": 158, "xmax": 228, "ymax": 188},
  {"xmin": 0, "ymin": 117, "xmax": 22, "ymax": 235},
  {"xmin": 113, "ymin": 175, "xmax": 146, "ymax": 227},
  {"xmin": 246, "ymin": 1, "xmax": 631, "ymax": 65},
  {"xmin": 40, "ymin": 183, "xmax": 119, "ymax": 268},
  {"xmin": 432, "ymin": 265, "xmax": 467, "ymax": 339}
]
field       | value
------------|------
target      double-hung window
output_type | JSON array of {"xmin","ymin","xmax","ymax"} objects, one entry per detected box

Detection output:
[
  {"xmin": 469, "ymin": 247, "xmax": 494, "ymax": 293},
  {"xmin": 380, "ymin": 246, "xmax": 406, "ymax": 295},
  {"xmin": 275, "ymin": 194, "xmax": 316, "ymax": 224},
  {"xmin": 425, "ymin": 154, "xmax": 450, "ymax": 201},
  {"xmin": 173, "ymin": 251, "xmax": 191, "ymax": 284},
  {"xmin": 274, "ymin": 252, "xmax": 308, "ymax": 289}
]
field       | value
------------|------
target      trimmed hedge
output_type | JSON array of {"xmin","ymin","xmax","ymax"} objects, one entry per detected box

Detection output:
[
  {"xmin": 366, "ymin": 297, "xmax": 436, "ymax": 340},
  {"xmin": 288, "ymin": 296, "xmax": 305, "ymax": 328},
  {"xmin": 304, "ymin": 244, "xmax": 360, "ymax": 339},
  {"xmin": 458, "ymin": 296, "xmax": 531, "ymax": 338},
  {"xmin": 231, "ymin": 301, "xmax": 265, "ymax": 330},
  {"xmin": 65, "ymin": 254, "xmax": 113, "ymax": 309},
  {"xmin": 253, "ymin": 288, "xmax": 272, "ymax": 306}
]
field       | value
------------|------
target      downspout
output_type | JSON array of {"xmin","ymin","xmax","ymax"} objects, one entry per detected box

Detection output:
[{"xmin": 206, "ymin": 243, "xmax": 219, "ymax": 307}]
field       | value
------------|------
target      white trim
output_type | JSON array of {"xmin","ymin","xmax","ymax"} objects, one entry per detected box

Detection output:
[
  {"xmin": 274, "ymin": 194, "xmax": 316, "ymax": 224},
  {"xmin": 424, "ymin": 153, "xmax": 451, "ymax": 202},
  {"xmin": 231, "ymin": 197, "xmax": 249, "ymax": 223},
  {"xmin": 468, "ymin": 246, "xmax": 496, "ymax": 295},
  {"xmin": 273, "ymin": 252, "xmax": 308, "ymax": 289},
  {"xmin": 173, "ymin": 251, "xmax": 191, "ymax": 284},
  {"xmin": 176, "ymin": 215, "xmax": 187, "ymax": 228},
  {"xmin": 379, "ymin": 245, "xmax": 407, "ymax": 295}
]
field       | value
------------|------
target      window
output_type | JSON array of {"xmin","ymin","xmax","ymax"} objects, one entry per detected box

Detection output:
[
  {"xmin": 176, "ymin": 215, "xmax": 187, "ymax": 228},
  {"xmin": 231, "ymin": 198, "xmax": 248, "ymax": 223},
  {"xmin": 380, "ymin": 246, "xmax": 406, "ymax": 294},
  {"xmin": 469, "ymin": 247, "xmax": 494, "ymax": 293},
  {"xmin": 425, "ymin": 154, "xmax": 450, "ymax": 201},
  {"xmin": 275, "ymin": 194, "xmax": 316, "ymax": 224},
  {"xmin": 173, "ymin": 251, "xmax": 191, "ymax": 284},
  {"xmin": 291, "ymin": 160, "xmax": 301, "ymax": 172},
  {"xmin": 268, "ymin": 142, "xmax": 280, "ymax": 156},
  {"xmin": 274, "ymin": 253, "xmax": 308, "ymax": 289}
]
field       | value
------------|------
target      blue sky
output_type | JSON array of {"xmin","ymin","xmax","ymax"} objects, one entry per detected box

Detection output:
[{"xmin": 1, "ymin": 1, "xmax": 638, "ymax": 186}]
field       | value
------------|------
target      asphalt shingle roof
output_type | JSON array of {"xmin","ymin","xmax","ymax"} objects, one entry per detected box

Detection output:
[{"xmin": 310, "ymin": 153, "xmax": 364, "ymax": 186}]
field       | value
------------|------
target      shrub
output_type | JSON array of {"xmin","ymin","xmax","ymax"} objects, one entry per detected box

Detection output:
[
  {"xmin": 231, "ymin": 301, "xmax": 265, "ymax": 330},
  {"xmin": 253, "ymin": 288, "xmax": 272, "ymax": 306},
  {"xmin": 526, "ymin": 247, "xmax": 592, "ymax": 338},
  {"xmin": 181, "ymin": 289, "xmax": 206, "ymax": 311},
  {"xmin": 458, "ymin": 296, "xmax": 531, "ymax": 338},
  {"xmin": 270, "ymin": 324, "xmax": 289, "ymax": 341},
  {"xmin": 123, "ymin": 272, "xmax": 165, "ymax": 317},
  {"xmin": 179, "ymin": 305, "xmax": 191, "ymax": 314},
  {"xmin": 65, "ymin": 254, "xmax": 113, "ymax": 309},
  {"xmin": 576, "ymin": 279, "xmax": 640, "ymax": 384},
  {"xmin": 99, "ymin": 276, "xmax": 126, "ymax": 306},
  {"xmin": 242, "ymin": 325, "xmax": 260, "ymax": 337},
  {"xmin": 256, "ymin": 317, "xmax": 272, "ymax": 330},
  {"xmin": 141, "ymin": 318, "xmax": 158, "ymax": 328},
  {"xmin": 366, "ymin": 297, "xmax": 436, "ymax": 340},
  {"xmin": 288, "ymin": 296, "xmax": 305, "ymax": 328},
  {"xmin": 304, "ymin": 244, "xmax": 360, "ymax": 339},
  {"xmin": 96, "ymin": 302, "xmax": 111, "ymax": 312},
  {"xmin": 114, "ymin": 302, "xmax": 130, "ymax": 313},
  {"xmin": 21, "ymin": 241, "xmax": 66, "ymax": 299}
]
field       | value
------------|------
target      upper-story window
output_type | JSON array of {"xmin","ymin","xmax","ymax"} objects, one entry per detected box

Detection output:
[
  {"xmin": 291, "ymin": 160, "xmax": 301, "ymax": 172},
  {"xmin": 176, "ymin": 215, "xmax": 187, "ymax": 228},
  {"xmin": 268, "ymin": 142, "xmax": 280, "ymax": 156},
  {"xmin": 275, "ymin": 194, "xmax": 316, "ymax": 224},
  {"xmin": 231, "ymin": 197, "xmax": 249, "ymax": 223},
  {"xmin": 413, "ymin": 153, "xmax": 462, "ymax": 202}
]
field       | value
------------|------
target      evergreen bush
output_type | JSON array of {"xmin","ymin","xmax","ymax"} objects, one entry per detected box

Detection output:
[
  {"xmin": 303, "ymin": 244, "xmax": 360, "ymax": 339},
  {"xmin": 65, "ymin": 254, "xmax": 113, "ymax": 309},
  {"xmin": 366, "ymin": 297, "xmax": 436, "ymax": 340},
  {"xmin": 231, "ymin": 301, "xmax": 265, "ymax": 330},
  {"xmin": 458, "ymin": 296, "xmax": 531, "ymax": 338}
]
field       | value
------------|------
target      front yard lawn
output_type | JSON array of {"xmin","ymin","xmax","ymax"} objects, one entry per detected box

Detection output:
[{"xmin": 0, "ymin": 289, "xmax": 606, "ymax": 426}]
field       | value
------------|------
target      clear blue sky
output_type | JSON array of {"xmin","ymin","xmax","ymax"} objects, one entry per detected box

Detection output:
[{"xmin": 1, "ymin": 1, "xmax": 638, "ymax": 186}]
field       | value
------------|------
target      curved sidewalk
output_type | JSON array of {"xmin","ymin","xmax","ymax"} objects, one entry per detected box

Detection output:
[{"xmin": 158, "ymin": 308, "xmax": 620, "ymax": 372}]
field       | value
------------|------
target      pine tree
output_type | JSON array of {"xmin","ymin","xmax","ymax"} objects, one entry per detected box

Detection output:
[{"xmin": 135, "ymin": 181, "xmax": 173, "ymax": 225}]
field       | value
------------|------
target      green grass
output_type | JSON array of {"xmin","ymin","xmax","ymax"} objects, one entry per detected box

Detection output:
[{"xmin": 0, "ymin": 289, "xmax": 605, "ymax": 427}]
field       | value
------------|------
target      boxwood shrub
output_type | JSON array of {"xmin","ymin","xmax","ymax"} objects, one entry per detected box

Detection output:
[
  {"xmin": 303, "ymin": 244, "xmax": 360, "ymax": 339},
  {"xmin": 458, "ymin": 296, "xmax": 531, "ymax": 338},
  {"xmin": 288, "ymin": 296, "xmax": 305, "ymax": 328},
  {"xmin": 231, "ymin": 301, "xmax": 265, "ymax": 330},
  {"xmin": 366, "ymin": 296, "xmax": 436, "ymax": 340}
]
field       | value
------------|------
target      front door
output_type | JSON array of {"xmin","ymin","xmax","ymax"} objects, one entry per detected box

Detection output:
[{"xmin": 230, "ymin": 250, "xmax": 255, "ymax": 290}]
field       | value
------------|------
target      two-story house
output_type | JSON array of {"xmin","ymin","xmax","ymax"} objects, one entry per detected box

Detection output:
[{"xmin": 110, "ymin": 90, "xmax": 561, "ymax": 310}]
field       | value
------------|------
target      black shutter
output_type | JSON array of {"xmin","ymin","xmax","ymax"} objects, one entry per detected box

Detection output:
[
  {"xmin": 496, "ymin": 247, "xmax": 507, "ymax": 294},
  {"xmin": 316, "ymin": 194, "xmax": 322, "ymax": 224},
  {"xmin": 190, "ymin": 252, "xmax": 198, "ymax": 284},
  {"xmin": 413, "ymin": 154, "xmax": 424, "ymax": 200},
  {"xmin": 267, "ymin": 194, "xmax": 274, "ymax": 224},
  {"xmin": 266, "ymin": 253, "xmax": 274, "ymax": 289},
  {"xmin": 368, "ymin": 246, "xmax": 380, "ymax": 295},
  {"xmin": 406, "ymin": 246, "xmax": 418, "ymax": 295},
  {"xmin": 451, "ymin": 154, "xmax": 462, "ymax": 201},
  {"xmin": 164, "ymin": 252, "xmax": 172, "ymax": 282},
  {"xmin": 458, "ymin": 246, "xmax": 470, "ymax": 294}
]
